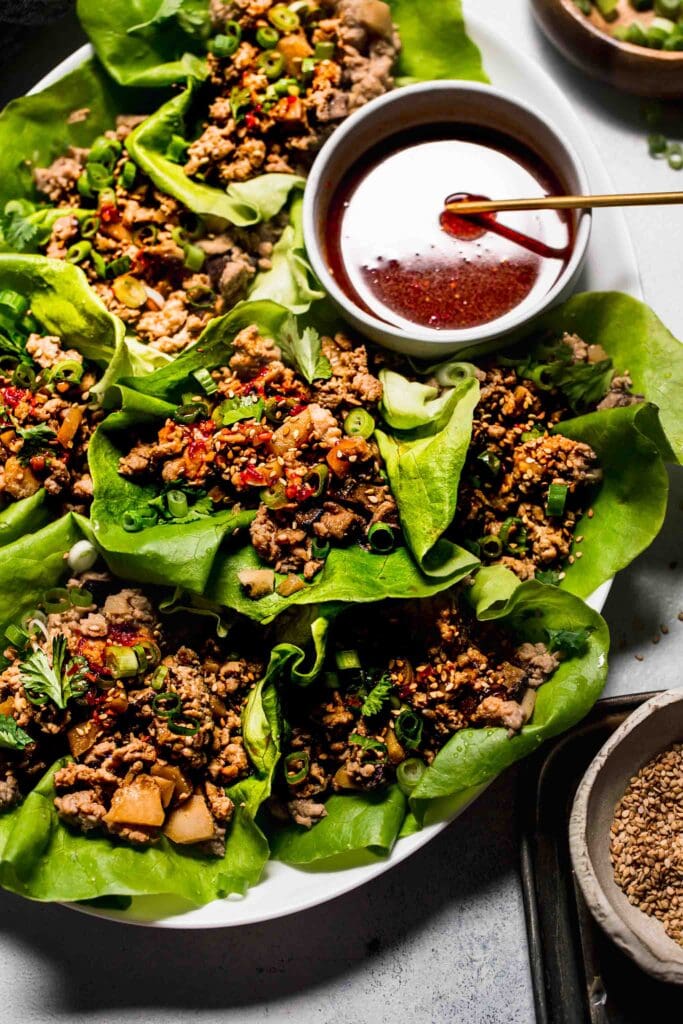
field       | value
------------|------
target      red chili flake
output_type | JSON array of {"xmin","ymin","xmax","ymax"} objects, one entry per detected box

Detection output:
[
  {"xmin": 286, "ymin": 95, "xmax": 298, "ymax": 106},
  {"xmin": 240, "ymin": 465, "xmax": 267, "ymax": 487},
  {"xmin": 108, "ymin": 626, "xmax": 142, "ymax": 646},
  {"xmin": 289, "ymin": 403, "xmax": 308, "ymax": 417},
  {"xmin": 99, "ymin": 203, "xmax": 120, "ymax": 224},
  {"xmin": 245, "ymin": 112, "xmax": 258, "ymax": 129},
  {"xmin": 29, "ymin": 455, "xmax": 46, "ymax": 473},
  {"xmin": 1, "ymin": 386, "xmax": 32, "ymax": 410},
  {"xmin": 285, "ymin": 481, "xmax": 314, "ymax": 502}
]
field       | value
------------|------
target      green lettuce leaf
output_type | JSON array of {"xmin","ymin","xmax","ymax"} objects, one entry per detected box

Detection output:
[
  {"xmin": 125, "ymin": 81, "xmax": 305, "ymax": 226},
  {"xmin": 0, "ymin": 515, "xmax": 81, "ymax": 631},
  {"xmin": 0, "ymin": 491, "xmax": 50, "ymax": 550},
  {"xmin": 0, "ymin": 760, "xmax": 268, "ymax": 904},
  {"xmin": 270, "ymin": 786, "xmax": 407, "ymax": 868},
  {"xmin": 247, "ymin": 196, "xmax": 325, "ymax": 313},
  {"xmin": 537, "ymin": 292, "xmax": 683, "ymax": 464},
  {"xmin": 390, "ymin": 0, "xmax": 488, "ymax": 84},
  {"xmin": 553, "ymin": 403, "xmax": 669, "ymax": 598},
  {"xmin": 409, "ymin": 566, "xmax": 609, "ymax": 823},
  {"xmin": 76, "ymin": 0, "xmax": 209, "ymax": 88},
  {"xmin": 376, "ymin": 372, "xmax": 480, "ymax": 578}
]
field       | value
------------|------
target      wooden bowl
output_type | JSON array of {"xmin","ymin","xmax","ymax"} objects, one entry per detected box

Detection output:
[
  {"xmin": 531, "ymin": 0, "xmax": 683, "ymax": 98},
  {"xmin": 569, "ymin": 689, "xmax": 683, "ymax": 984}
]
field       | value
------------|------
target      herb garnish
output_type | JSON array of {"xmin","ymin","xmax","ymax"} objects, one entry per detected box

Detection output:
[
  {"xmin": 545, "ymin": 627, "xmax": 592, "ymax": 658},
  {"xmin": 279, "ymin": 316, "xmax": 332, "ymax": 385},
  {"xmin": 20, "ymin": 636, "xmax": 90, "ymax": 710},
  {"xmin": 360, "ymin": 674, "xmax": 393, "ymax": 717},
  {"xmin": 0, "ymin": 714, "xmax": 32, "ymax": 751}
]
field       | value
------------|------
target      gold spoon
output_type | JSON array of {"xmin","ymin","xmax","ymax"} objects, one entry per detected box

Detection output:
[{"xmin": 445, "ymin": 191, "xmax": 683, "ymax": 215}]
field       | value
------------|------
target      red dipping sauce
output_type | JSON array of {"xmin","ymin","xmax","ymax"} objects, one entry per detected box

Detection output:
[{"xmin": 325, "ymin": 125, "xmax": 574, "ymax": 332}]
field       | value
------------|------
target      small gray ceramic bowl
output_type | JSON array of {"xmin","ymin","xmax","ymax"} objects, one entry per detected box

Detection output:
[
  {"xmin": 569, "ymin": 689, "xmax": 683, "ymax": 985},
  {"xmin": 303, "ymin": 81, "xmax": 592, "ymax": 359}
]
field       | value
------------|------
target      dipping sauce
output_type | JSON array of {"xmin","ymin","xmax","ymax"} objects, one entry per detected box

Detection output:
[{"xmin": 325, "ymin": 125, "xmax": 575, "ymax": 332}]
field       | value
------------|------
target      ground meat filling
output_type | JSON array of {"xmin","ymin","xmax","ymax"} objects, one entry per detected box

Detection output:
[
  {"xmin": 34, "ymin": 116, "xmax": 284, "ymax": 355},
  {"xmin": 450, "ymin": 333, "xmax": 640, "ymax": 582},
  {"xmin": 186, "ymin": 0, "xmax": 400, "ymax": 186},
  {"xmin": 274, "ymin": 593, "xmax": 560, "ymax": 827},
  {"xmin": 0, "ymin": 335, "xmax": 100, "ymax": 513},
  {"xmin": 119, "ymin": 324, "xmax": 396, "ymax": 587},
  {"xmin": 0, "ymin": 579, "xmax": 263, "ymax": 854}
]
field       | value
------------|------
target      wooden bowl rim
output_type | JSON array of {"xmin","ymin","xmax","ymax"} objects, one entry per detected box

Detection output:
[{"xmin": 552, "ymin": 0, "xmax": 683, "ymax": 63}]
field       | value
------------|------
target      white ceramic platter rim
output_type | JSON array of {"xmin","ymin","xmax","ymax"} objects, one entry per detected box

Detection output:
[{"xmin": 24, "ymin": 12, "xmax": 641, "ymax": 927}]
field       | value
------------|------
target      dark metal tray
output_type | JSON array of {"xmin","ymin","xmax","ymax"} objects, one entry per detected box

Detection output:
[{"xmin": 519, "ymin": 691, "xmax": 683, "ymax": 1024}]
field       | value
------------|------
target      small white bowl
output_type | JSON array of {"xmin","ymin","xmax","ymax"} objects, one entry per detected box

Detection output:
[
  {"xmin": 303, "ymin": 81, "xmax": 592, "ymax": 359},
  {"xmin": 569, "ymin": 689, "xmax": 683, "ymax": 985}
]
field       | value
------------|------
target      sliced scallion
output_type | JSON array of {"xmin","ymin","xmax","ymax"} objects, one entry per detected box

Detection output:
[
  {"xmin": 367, "ymin": 521, "xmax": 395, "ymax": 553},
  {"xmin": 343, "ymin": 408, "xmax": 375, "ymax": 438},
  {"xmin": 396, "ymin": 757, "xmax": 426, "ymax": 795},
  {"xmin": 284, "ymin": 750, "xmax": 310, "ymax": 785},
  {"xmin": 546, "ymin": 482, "xmax": 568, "ymax": 516}
]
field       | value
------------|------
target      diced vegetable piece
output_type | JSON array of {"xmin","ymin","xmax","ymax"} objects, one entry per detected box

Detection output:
[
  {"xmin": 67, "ymin": 719, "xmax": 99, "ymax": 758},
  {"xmin": 238, "ymin": 568, "xmax": 276, "ymax": 599},
  {"xmin": 277, "ymin": 33, "xmax": 313, "ymax": 74},
  {"xmin": 270, "ymin": 408, "xmax": 313, "ymax": 455},
  {"xmin": 104, "ymin": 776, "xmax": 165, "ymax": 827},
  {"xmin": 56, "ymin": 405, "xmax": 84, "ymax": 448},
  {"xmin": 163, "ymin": 793, "xmax": 216, "ymax": 844},
  {"xmin": 595, "ymin": 0, "xmax": 619, "ymax": 19},
  {"xmin": 385, "ymin": 727, "xmax": 405, "ymax": 765},
  {"xmin": 3, "ymin": 457, "xmax": 41, "ymax": 499},
  {"xmin": 325, "ymin": 436, "xmax": 369, "ymax": 478},
  {"xmin": 277, "ymin": 574, "xmax": 306, "ymax": 597},
  {"xmin": 151, "ymin": 775, "xmax": 175, "ymax": 808},
  {"xmin": 151, "ymin": 763, "xmax": 192, "ymax": 801}
]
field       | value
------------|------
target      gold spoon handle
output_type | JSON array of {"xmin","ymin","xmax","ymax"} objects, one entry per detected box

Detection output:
[{"xmin": 445, "ymin": 192, "xmax": 683, "ymax": 215}]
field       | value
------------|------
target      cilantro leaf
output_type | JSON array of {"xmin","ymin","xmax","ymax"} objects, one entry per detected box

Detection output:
[
  {"xmin": 230, "ymin": 87, "xmax": 252, "ymax": 124},
  {"xmin": 361, "ymin": 674, "xmax": 393, "ymax": 717},
  {"xmin": 0, "ymin": 714, "xmax": 32, "ymax": 751},
  {"xmin": 17, "ymin": 423, "xmax": 57, "ymax": 462},
  {"xmin": 127, "ymin": 0, "xmax": 184, "ymax": 34},
  {"xmin": 349, "ymin": 733, "xmax": 388, "ymax": 754},
  {"xmin": 0, "ymin": 205, "xmax": 40, "ymax": 252},
  {"xmin": 535, "ymin": 569, "xmax": 562, "ymax": 587},
  {"xmin": 279, "ymin": 316, "xmax": 332, "ymax": 385},
  {"xmin": 20, "ymin": 636, "xmax": 89, "ymax": 711},
  {"xmin": 545, "ymin": 627, "xmax": 592, "ymax": 658}
]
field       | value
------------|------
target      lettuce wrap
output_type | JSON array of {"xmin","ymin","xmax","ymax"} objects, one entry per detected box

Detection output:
[
  {"xmin": 0, "ymin": 254, "xmax": 129, "ymax": 544},
  {"xmin": 85, "ymin": 299, "xmax": 479, "ymax": 621},
  {"xmin": 76, "ymin": 0, "xmax": 487, "ymax": 90},
  {"xmin": 0, "ymin": 518, "xmax": 326, "ymax": 906},
  {"xmin": 269, "ymin": 565, "xmax": 609, "ymax": 866}
]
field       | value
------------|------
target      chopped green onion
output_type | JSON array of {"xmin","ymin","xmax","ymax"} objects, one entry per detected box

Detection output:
[
  {"xmin": 521, "ymin": 427, "xmax": 544, "ymax": 442},
  {"xmin": 112, "ymin": 275, "xmax": 147, "ymax": 309},
  {"xmin": 335, "ymin": 649, "xmax": 361, "ymax": 672},
  {"xmin": 435, "ymin": 360, "xmax": 478, "ymax": 387},
  {"xmin": 192, "ymin": 367, "xmax": 217, "ymax": 395},
  {"xmin": 68, "ymin": 587, "xmax": 93, "ymax": 608},
  {"xmin": 396, "ymin": 757, "xmax": 426, "ymax": 795},
  {"xmin": 65, "ymin": 240, "xmax": 92, "ymax": 264},
  {"xmin": 67, "ymin": 539, "xmax": 97, "ymax": 573},
  {"xmin": 167, "ymin": 490, "xmax": 189, "ymax": 518},
  {"xmin": 88, "ymin": 135, "xmax": 122, "ymax": 168},
  {"xmin": 98, "ymin": 187, "xmax": 117, "ymax": 210},
  {"xmin": 77, "ymin": 172, "xmax": 93, "ymax": 199},
  {"xmin": 268, "ymin": 3, "xmax": 301, "ymax": 31},
  {"xmin": 311, "ymin": 537, "xmax": 331, "ymax": 559},
  {"xmin": 152, "ymin": 691, "xmax": 181, "ymax": 718},
  {"xmin": 122, "ymin": 510, "xmax": 156, "ymax": 532},
  {"xmin": 257, "ymin": 50, "xmax": 285, "ymax": 79},
  {"xmin": 133, "ymin": 640, "xmax": 160, "ymax": 670},
  {"xmin": 105, "ymin": 644, "xmax": 140, "ymax": 678},
  {"xmin": 367, "ymin": 521, "xmax": 395, "ymax": 553},
  {"xmin": 301, "ymin": 56, "xmax": 316, "ymax": 76},
  {"xmin": 11, "ymin": 364, "xmax": 36, "ymax": 389},
  {"xmin": 478, "ymin": 534, "xmax": 503, "ymax": 558},
  {"xmin": 648, "ymin": 132, "xmax": 669, "ymax": 157},
  {"xmin": 284, "ymin": 750, "xmax": 310, "ymax": 785},
  {"xmin": 183, "ymin": 243, "xmax": 206, "ymax": 271},
  {"xmin": 314, "ymin": 40, "xmax": 335, "ymax": 59},
  {"xmin": 165, "ymin": 134, "xmax": 189, "ymax": 164},
  {"xmin": 49, "ymin": 359, "xmax": 84, "ymax": 384},
  {"xmin": 343, "ymin": 408, "xmax": 375, "ymax": 438},
  {"xmin": 210, "ymin": 31, "xmax": 240, "ymax": 57},
  {"xmin": 43, "ymin": 587, "xmax": 71, "ymax": 613},
  {"xmin": 273, "ymin": 76, "xmax": 299, "ymax": 96},
  {"xmin": 0, "ymin": 290, "xmax": 28, "ymax": 320},
  {"xmin": 546, "ymin": 482, "xmax": 568, "ymax": 516},
  {"xmin": 187, "ymin": 284, "xmax": 215, "ymax": 309},
  {"xmin": 80, "ymin": 215, "xmax": 100, "ymax": 239},
  {"xmin": 86, "ymin": 162, "xmax": 114, "ymax": 191},
  {"xmin": 150, "ymin": 665, "xmax": 168, "ymax": 692},
  {"xmin": 168, "ymin": 714, "xmax": 201, "ymax": 736},
  {"xmin": 257, "ymin": 25, "xmax": 280, "ymax": 48},
  {"xmin": 305, "ymin": 463, "xmax": 328, "ymax": 497},
  {"xmin": 171, "ymin": 226, "xmax": 189, "ymax": 247},
  {"xmin": 172, "ymin": 402, "xmax": 208, "ymax": 425},
  {"xmin": 477, "ymin": 450, "xmax": 501, "ymax": 475},
  {"xmin": 668, "ymin": 143, "xmax": 683, "ymax": 170},
  {"xmin": 394, "ymin": 709, "xmax": 424, "ymax": 750},
  {"xmin": 118, "ymin": 160, "xmax": 137, "ymax": 189},
  {"xmin": 499, "ymin": 517, "xmax": 528, "ymax": 552},
  {"xmin": 106, "ymin": 255, "xmax": 132, "ymax": 279},
  {"xmin": 260, "ymin": 483, "xmax": 289, "ymax": 510},
  {"xmin": 525, "ymin": 364, "xmax": 556, "ymax": 390},
  {"xmin": 91, "ymin": 250, "xmax": 107, "ymax": 278},
  {"xmin": 133, "ymin": 224, "xmax": 159, "ymax": 245}
]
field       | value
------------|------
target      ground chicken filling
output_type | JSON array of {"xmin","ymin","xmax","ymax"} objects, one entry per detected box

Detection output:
[
  {"xmin": 34, "ymin": 115, "xmax": 284, "ymax": 355},
  {"xmin": 0, "ymin": 333, "xmax": 100, "ymax": 513},
  {"xmin": 0, "ymin": 578, "xmax": 264, "ymax": 854},
  {"xmin": 119, "ymin": 323, "xmax": 396, "ymax": 593},
  {"xmin": 450, "ymin": 332, "xmax": 641, "ymax": 583},
  {"xmin": 272, "ymin": 593, "xmax": 561, "ymax": 829},
  {"xmin": 187, "ymin": 0, "xmax": 400, "ymax": 186}
]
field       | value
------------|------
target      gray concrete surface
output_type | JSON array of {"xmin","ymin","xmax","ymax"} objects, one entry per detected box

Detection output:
[{"xmin": 0, "ymin": 2, "xmax": 682, "ymax": 1022}]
